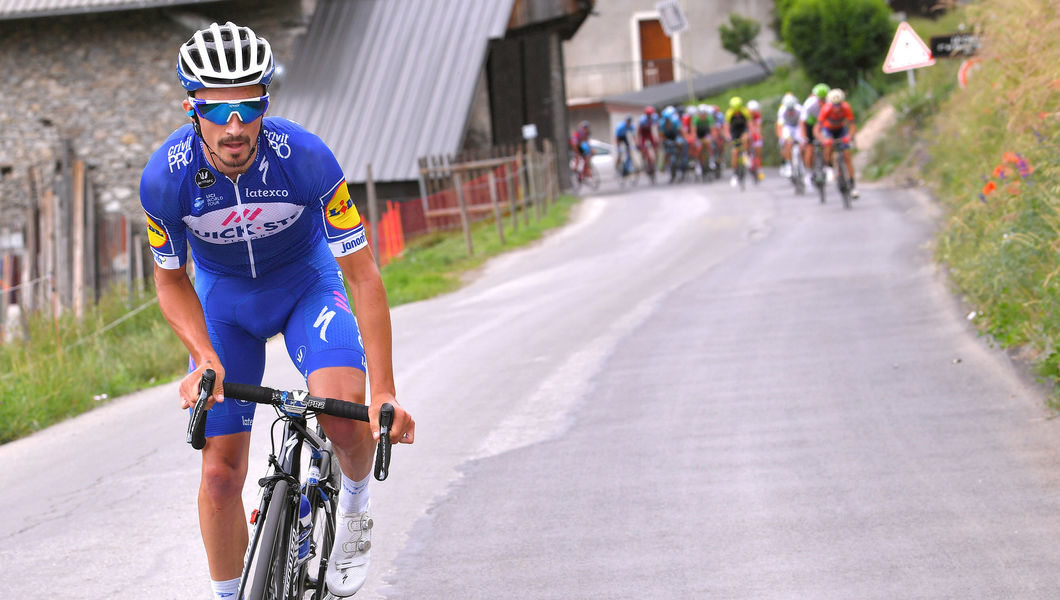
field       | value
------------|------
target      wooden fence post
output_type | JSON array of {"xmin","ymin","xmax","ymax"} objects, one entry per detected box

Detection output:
[
  {"xmin": 452, "ymin": 172, "xmax": 473, "ymax": 256},
  {"xmin": 506, "ymin": 160, "xmax": 518, "ymax": 234},
  {"xmin": 85, "ymin": 177, "xmax": 97, "ymax": 303},
  {"xmin": 22, "ymin": 202, "xmax": 37, "ymax": 314},
  {"xmin": 40, "ymin": 186, "xmax": 57, "ymax": 316},
  {"xmin": 542, "ymin": 138, "xmax": 556, "ymax": 206},
  {"xmin": 487, "ymin": 170, "xmax": 505, "ymax": 244},
  {"xmin": 72, "ymin": 160, "xmax": 85, "ymax": 319},
  {"xmin": 1, "ymin": 252, "xmax": 10, "ymax": 343},
  {"xmin": 125, "ymin": 216, "xmax": 134, "ymax": 304},
  {"xmin": 365, "ymin": 163, "xmax": 380, "ymax": 265},
  {"xmin": 526, "ymin": 141, "xmax": 540, "ymax": 221}
]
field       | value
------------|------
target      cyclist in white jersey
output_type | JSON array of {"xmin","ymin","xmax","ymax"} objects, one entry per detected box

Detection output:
[
  {"xmin": 799, "ymin": 83, "xmax": 830, "ymax": 179},
  {"xmin": 140, "ymin": 22, "xmax": 415, "ymax": 600},
  {"xmin": 776, "ymin": 93, "xmax": 803, "ymax": 177}
]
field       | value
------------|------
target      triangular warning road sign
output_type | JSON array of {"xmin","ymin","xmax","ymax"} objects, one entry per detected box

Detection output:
[{"xmin": 883, "ymin": 21, "xmax": 935, "ymax": 73}]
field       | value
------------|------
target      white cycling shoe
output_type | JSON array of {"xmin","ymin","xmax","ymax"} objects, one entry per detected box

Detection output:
[{"xmin": 326, "ymin": 504, "xmax": 374, "ymax": 597}]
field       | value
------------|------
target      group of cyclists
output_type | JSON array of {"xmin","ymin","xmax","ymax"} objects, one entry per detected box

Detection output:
[{"xmin": 570, "ymin": 82, "xmax": 858, "ymax": 199}]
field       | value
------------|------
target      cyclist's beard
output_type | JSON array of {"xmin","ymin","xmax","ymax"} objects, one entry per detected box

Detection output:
[
  {"xmin": 213, "ymin": 135, "xmax": 255, "ymax": 169},
  {"xmin": 202, "ymin": 134, "xmax": 257, "ymax": 176}
]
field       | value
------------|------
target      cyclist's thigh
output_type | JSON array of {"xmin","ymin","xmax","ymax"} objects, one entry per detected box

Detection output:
[
  {"xmin": 282, "ymin": 256, "xmax": 367, "ymax": 381},
  {"xmin": 193, "ymin": 270, "xmax": 289, "ymax": 437}
]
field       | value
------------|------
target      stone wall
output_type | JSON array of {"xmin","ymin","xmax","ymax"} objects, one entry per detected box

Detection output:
[{"xmin": 0, "ymin": 0, "xmax": 309, "ymax": 233}]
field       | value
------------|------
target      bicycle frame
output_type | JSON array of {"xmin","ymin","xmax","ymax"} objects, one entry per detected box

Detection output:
[{"xmin": 239, "ymin": 416, "xmax": 334, "ymax": 600}]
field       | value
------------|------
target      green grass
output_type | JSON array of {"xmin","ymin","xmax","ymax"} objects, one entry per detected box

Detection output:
[
  {"xmin": 0, "ymin": 197, "xmax": 580, "ymax": 443},
  {"xmin": 0, "ymin": 287, "xmax": 188, "ymax": 443},
  {"xmin": 381, "ymin": 195, "xmax": 578, "ymax": 305},
  {"xmin": 899, "ymin": 0, "xmax": 1060, "ymax": 398}
]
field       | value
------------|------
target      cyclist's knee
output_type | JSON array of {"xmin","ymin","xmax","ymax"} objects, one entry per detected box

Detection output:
[{"xmin": 200, "ymin": 440, "xmax": 250, "ymax": 505}]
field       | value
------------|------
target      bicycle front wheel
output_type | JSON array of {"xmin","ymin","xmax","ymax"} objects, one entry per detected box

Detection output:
[{"xmin": 248, "ymin": 479, "xmax": 295, "ymax": 600}]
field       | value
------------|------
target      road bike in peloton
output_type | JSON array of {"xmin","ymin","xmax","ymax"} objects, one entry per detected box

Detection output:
[
  {"xmin": 832, "ymin": 137, "xmax": 855, "ymax": 209},
  {"xmin": 810, "ymin": 140, "xmax": 828, "ymax": 204}
]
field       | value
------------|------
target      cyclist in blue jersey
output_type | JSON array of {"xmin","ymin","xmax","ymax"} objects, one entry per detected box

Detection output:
[
  {"xmin": 614, "ymin": 115, "xmax": 634, "ymax": 177},
  {"xmin": 139, "ymin": 22, "xmax": 415, "ymax": 600}
]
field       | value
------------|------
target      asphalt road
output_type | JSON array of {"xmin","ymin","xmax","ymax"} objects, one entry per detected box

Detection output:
[{"xmin": 4, "ymin": 171, "xmax": 1060, "ymax": 599}]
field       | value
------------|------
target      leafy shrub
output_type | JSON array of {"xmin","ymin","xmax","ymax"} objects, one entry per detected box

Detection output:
[{"xmin": 782, "ymin": 0, "xmax": 893, "ymax": 88}]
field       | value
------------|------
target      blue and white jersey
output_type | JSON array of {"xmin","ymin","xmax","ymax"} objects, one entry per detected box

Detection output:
[{"xmin": 140, "ymin": 117, "xmax": 367, "ymax": 278}]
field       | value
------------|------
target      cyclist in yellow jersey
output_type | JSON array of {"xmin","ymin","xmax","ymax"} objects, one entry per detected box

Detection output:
[{"xmin": 723, "ymin": 97, "xmax": 752, "ymax": 187}]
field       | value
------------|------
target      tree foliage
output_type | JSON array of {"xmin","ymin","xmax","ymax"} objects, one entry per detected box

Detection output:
[
  {"xmin": 781, "ymin": 0, "xmax": 892, "ymax": 88},
  {"xmin": 719, "ymin": 13, "xmax": 772, "ymax": 75}
]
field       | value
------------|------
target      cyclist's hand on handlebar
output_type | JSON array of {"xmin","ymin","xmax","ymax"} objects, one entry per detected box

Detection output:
[
  {"xmin": 180, "ymin": 360, "xmax": 226, "ymax": 410},
  {"xmin": 370, "ymin": 393, "xmax": 415, "ymax": 444}
]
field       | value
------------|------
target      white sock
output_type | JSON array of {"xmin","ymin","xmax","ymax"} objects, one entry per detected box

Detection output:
[
  {"xmin": 339, "ymin": 472, "xmax": 371, "ymax": 515},
  {"xmin": 211, "ymin": 577, "xmax": 240, "ymax": 600}
]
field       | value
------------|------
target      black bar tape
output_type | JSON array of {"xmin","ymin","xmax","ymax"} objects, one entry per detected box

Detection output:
[
  {"xmin": 322, "ymin": 397, "xmax": 369, "ymax": 422},
  {"xmin": 223, "ymin": 382, "xmax": 276, "ymax": 406}
]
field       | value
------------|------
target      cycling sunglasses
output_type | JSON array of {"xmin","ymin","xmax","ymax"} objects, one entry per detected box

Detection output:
[{"xmin": 190, "ymin": 94, "xmax": 270, "ymax": 125}]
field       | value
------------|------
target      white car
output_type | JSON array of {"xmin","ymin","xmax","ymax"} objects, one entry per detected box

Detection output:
[{"xmin": 589, "ymin": 139, "xmax": 616, "ymax": 176}]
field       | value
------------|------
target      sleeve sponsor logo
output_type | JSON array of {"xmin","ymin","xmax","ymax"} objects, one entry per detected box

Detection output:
[
  {"xmin": 146, "ymin": 214, "xmax": 168, "ymax": 248},
  {"xmin": 324, "ymin": 181, "xmax": 361, "ymax": 230}
]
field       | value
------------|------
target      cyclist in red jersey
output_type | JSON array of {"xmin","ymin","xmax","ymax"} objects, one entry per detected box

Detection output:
[
  {"xmin": 814, "ymin": 88, "xmax": 858, "ymax": 198},
  {"xmin": 569, "ymin": 121, "xmax": 592, "ymax": 181},
  {"xmin": 747, "ymin": 100, "xmax": 764, "ymax": 180},
  {"xmin": 635, "ymin": 106, "xmax": 658, "ymax": 173}
]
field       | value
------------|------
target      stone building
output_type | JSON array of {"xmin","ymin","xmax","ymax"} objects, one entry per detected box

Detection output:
[{"xmin": 0, "ymin": 0, "xmax": 309, "ymax": 236}]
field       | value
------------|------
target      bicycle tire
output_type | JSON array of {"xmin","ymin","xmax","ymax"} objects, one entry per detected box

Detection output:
[
  {"xmin": 814, "ymin": 148, "xmax": 826, "ymax": 204},
  {"xmin": 836, "ymin": 150, "xmax": 851, "ymax": 209},
  {"xmin": 305, "ymin": 478, "xmax": 338, "ymax": 599},
  {"xmin": 248, "ymin": 479, "xmax": 294, "ymax": 600},
  {"xmin": 588, "ymin": 165, "xmax": 600, "ymax": 191}
]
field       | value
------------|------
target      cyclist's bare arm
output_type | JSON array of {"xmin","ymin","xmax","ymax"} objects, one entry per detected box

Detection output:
[
  {"xmin": 335, "ymin": 249, "xmax": 415, "ymax": 444},
  {"xmin": 154, "ymin": 263, "xmax": 226, "ymax": 409}
]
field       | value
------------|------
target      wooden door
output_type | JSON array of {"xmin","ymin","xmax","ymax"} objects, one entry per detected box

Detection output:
[{"xmin": 638, "ymin": 19, "xmax": 673, "ymax": 86}]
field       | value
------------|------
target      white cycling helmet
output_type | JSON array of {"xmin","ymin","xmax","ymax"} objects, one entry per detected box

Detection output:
[
  {"xmin": 782, "ymin": 93, "xmax": 798, "ymax": 108},
  {"xmin": 697, "ymin": 103, "xmax": 709, "ymax": 115},
  {"xmin": 827, "ymin": 88, "xmax": 846, "ymax": 104},
  {"xmin": 747, "ymin": 99, "xmax": 760, "ymax": 112},
  {"xmin": 177, "ymin": 22, "xmax": 275, "ymax": 92}
]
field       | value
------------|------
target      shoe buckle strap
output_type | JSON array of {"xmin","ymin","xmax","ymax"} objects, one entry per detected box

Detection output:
[{"xmin": 342, "ymin": 539, "xmax": 371, "ymax": 553}]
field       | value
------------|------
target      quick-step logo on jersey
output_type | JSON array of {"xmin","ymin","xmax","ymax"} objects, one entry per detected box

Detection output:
[{"xmin": 184, "ymin": 202, "xmax": 305, "ymax": 244}]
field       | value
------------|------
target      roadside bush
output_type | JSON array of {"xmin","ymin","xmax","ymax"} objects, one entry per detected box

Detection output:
[{"xmin": 782, "ymin": 0, "xmax": 893, "ymax": 89}]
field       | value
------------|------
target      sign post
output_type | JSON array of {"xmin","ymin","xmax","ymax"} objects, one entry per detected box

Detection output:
[
  {"xmin": 655, "ymin": 0, "xmax": 688, "ymax": 37},
  {"xmin": 882, "ymin": 21, "xmax": 935, "ymax": 89}
]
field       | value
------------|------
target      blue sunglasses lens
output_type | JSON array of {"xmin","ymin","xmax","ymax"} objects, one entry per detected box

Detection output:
[{"xmin": 194, "ymin": 97, "xmax": 269, "ymax": 125}]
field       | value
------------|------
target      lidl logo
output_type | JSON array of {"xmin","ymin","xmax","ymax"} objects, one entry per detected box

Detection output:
[
  {"xmin": 325, "ymin": 181, "xmax": 361, "ymax": 230},
  {"xmin": 146, "ymin": 215, "xmax": 167, "ymax": 248}
]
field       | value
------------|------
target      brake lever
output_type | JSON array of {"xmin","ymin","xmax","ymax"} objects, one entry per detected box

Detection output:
[
  {"xmin": 373, "ymin": 402, "xmax": 394, "ymax": 481},
  {"xmin": 186, "ymin": 369, "xmax": 215, "ymax": 450}
]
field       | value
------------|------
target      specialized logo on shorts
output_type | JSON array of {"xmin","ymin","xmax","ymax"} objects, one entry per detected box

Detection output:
[
  {"xmin": 195, "ymin": 168, "xmax": 216, "ymax": 188},
  {"xmin": 314, "ymin": 306, "xmax": 335, "ymax": 342},
  {"xmin": 324, "ymin": 181, "xmax": 361, "ymax": 230},
  {"xmin": 185, "ymin": 202, "xmax": 304, "ymax": 244},
  {"xmin": 146, "ymin": 215, "xmax": 167, "ymax": 248}
]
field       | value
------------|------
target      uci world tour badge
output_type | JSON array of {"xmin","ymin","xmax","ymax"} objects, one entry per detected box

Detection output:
[{"xmin": 195, "ymin": 168, "xmax": 216, "ymax": 188}]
